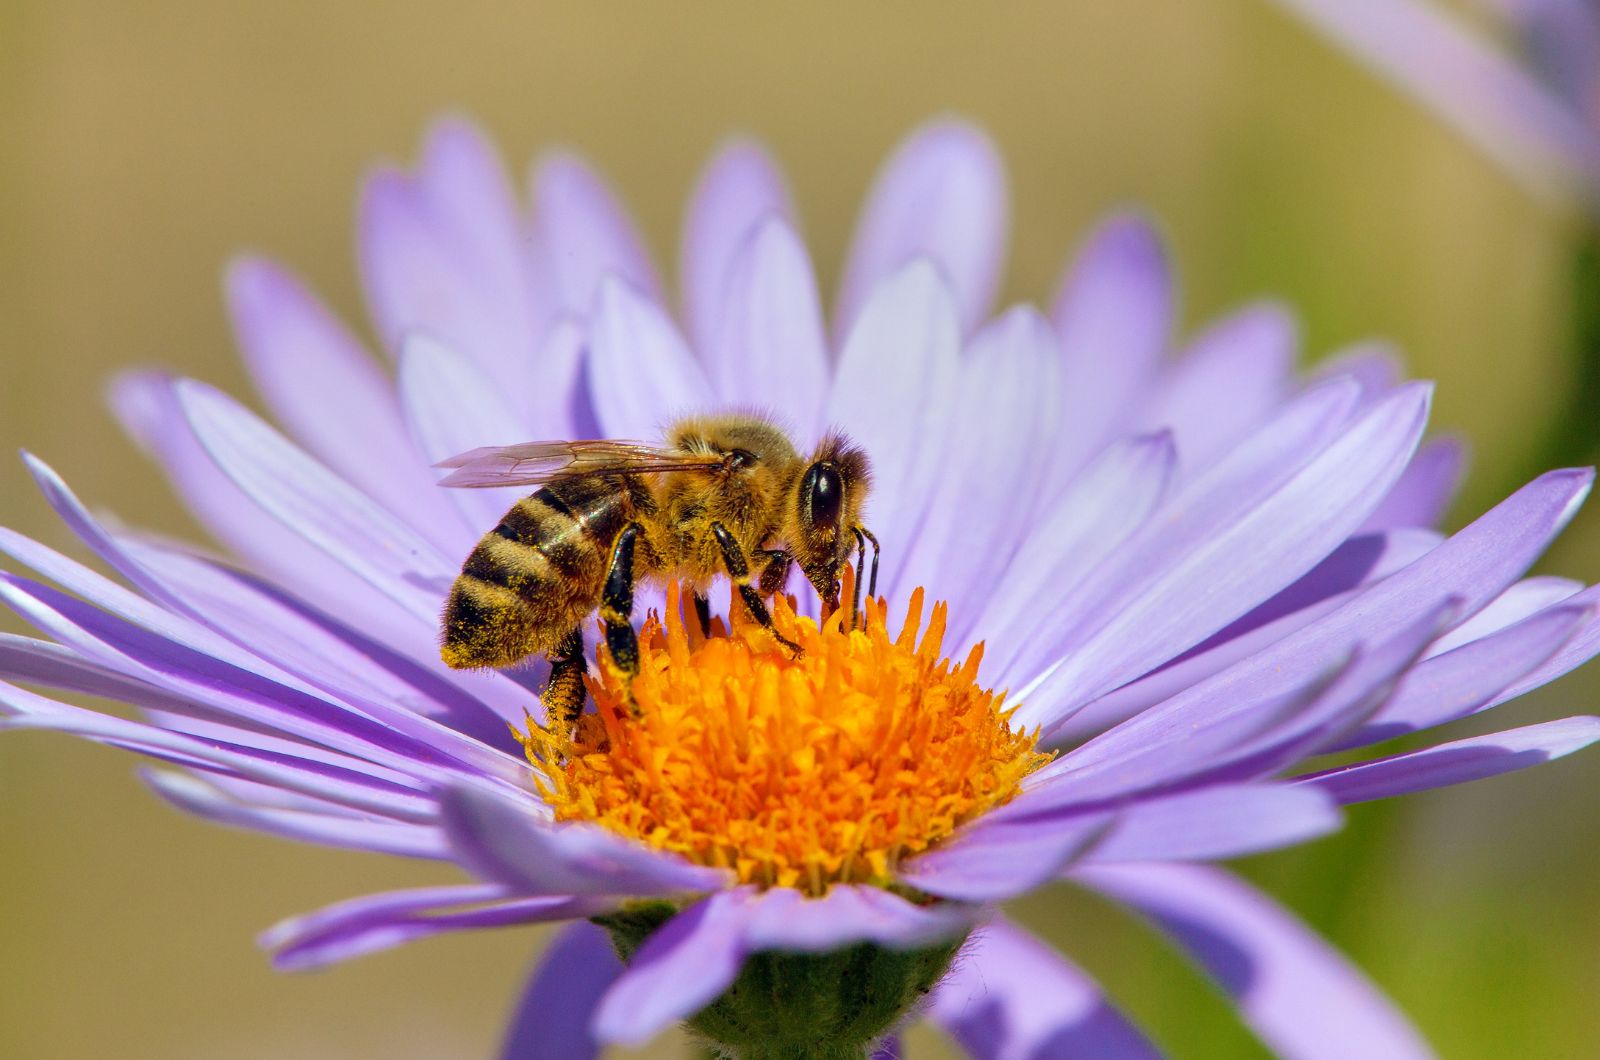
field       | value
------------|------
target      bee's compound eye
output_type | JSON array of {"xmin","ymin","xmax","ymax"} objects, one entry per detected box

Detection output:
[{"xmin": 802, "ymin": 462, "xmax": 844, "ymax": 532}]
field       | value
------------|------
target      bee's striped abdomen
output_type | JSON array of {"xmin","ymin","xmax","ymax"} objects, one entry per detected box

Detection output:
[{"xmin": 440, "ymin": 477, "xmax": 631, "ymax": 669}]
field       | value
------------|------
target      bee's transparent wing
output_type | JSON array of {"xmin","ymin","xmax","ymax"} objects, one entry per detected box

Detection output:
[{"xmin": 434, "ymin": 440, "xmax": 723, "ymax": 488}]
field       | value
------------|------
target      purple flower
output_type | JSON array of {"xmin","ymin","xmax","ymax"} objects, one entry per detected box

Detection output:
[
  {"xmin": 5, "ymin": 117, "xmax": 1600, "ymax": 1056},
  {"xmin": 1269, "ymin": 0, "xmax": 1600, "ymax": 208}
]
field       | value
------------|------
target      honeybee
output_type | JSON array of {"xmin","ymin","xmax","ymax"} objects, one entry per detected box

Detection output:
[{"xmin": 435, "ymin": 414, "xmax": 876, "ymax": 723}]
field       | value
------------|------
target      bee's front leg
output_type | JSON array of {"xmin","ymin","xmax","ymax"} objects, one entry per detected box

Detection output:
[
  {"xmin": 754, "ymin": 547, "xmax": 792, "ymax": 597},
  {"xmin": 710, "ymin": 523, "xmax": 802, "ymax": 658}
]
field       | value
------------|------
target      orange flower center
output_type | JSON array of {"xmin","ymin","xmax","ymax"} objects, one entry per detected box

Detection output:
[{"xmin": 519, "ymin": 582, "xmax": 1050, "ymax": 896}]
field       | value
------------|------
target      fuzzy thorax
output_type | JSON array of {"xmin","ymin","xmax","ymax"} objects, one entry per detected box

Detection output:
[{"xmin": 521, "ymin": 583, "xmax": 1050, "ymax": 895}]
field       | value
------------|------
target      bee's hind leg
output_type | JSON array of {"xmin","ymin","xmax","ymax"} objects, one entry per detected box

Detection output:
[
  {"xmin": 542, "ymin": 628, "xmax": 588, "ymax": 729},
  {"xmin": 601, "ymin": 522, "xmax": 645, "ymax": 713},
  {"xmin": 711, "ymin": 523, "xmax": 802, "ymax": 658}
]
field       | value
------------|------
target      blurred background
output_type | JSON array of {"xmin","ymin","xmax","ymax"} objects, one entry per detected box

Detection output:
[{"xmin": 3, "ymin": 1, "xmax": 1598, "ymax": 1056}]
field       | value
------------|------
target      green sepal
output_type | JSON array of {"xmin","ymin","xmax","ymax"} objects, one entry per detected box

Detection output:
[{"xmin": 594, "ymin": 899, "xmax": 967, "ymax": 1060}]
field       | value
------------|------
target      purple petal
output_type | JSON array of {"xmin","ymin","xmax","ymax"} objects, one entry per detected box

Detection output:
[
  {"xmin": 109, "ymin": 372, "xmax": 416, "ymax": 641},
  {"xmin": 587, "ymin": 277, "xmax": 714, "ymax": 439},
  {"xmin": 1429, "ymin": 574, "xmax": 1583, "ymax": 654},
  {"xmin": 680, "ymin": 138, "xmax": 796, "ymax": 355},
  {"xmin": 835, "ymin": 119, "xmax": 1007, "ymax": 340},
  {"xmin": 1079, "ymin": 784, "xmax": 1342, "ymax": 864},
  {"xmin": 740, "ymin": 886, "xmax": 974, "ymax": 953},
  {"xmin": 224, "ymin": 256, "xmax": 456, "ymax": 541},
  {"xmin": 928, "ymin": 916, "xmax": 1160, "ymax": 1060},
  {"xmin": 176, "ymin": 378, "xmax": 455, "ymax": 624},
  {"xmin": 1302, "ymin": 716, "xmax": 1600, "ymax": 804},
  {"xmin": 397, "ymin": 332, "xmax": 532, "ymax": 531},
  {"xmin": 592, "ymin": 889, "xmax": 753, "ymax": 1046},
  {"xmin": 532, "ymin": 150, "xmax": 661, "ymax": 318},
  {"xmin": 1360, "ymin": 436, "xmax": 1466, "ymax": 531},
  {"xmin": 438, "ymin": 783, "xmax": 731, "ymax": 897},
  {"xmin": 501, "ymin": 922, "xmax": 622, "ymax": 1060},
  {"xmin": 1480, "ymin": 583, "xmax": 1600, "ymax": 709},
  {"xmin": 1340, "ymin": 603, "xmax": 1591, "ymax": 747},
  {"xmin": 358, "ymin": 141, "xmax": 537, "ymax": 397},
  {"xmin": 1018, "ymin": 382, "xmax": 1431, "ymax": 733},
  {"xmin": 1076, "ymin": 863, "xmax": 1432, "ymax": 1059},
  {"xmin": 1049, "ymin": 213, "xmax": 1173, "ymax": 478},
  {"xmin": 1065, "ymin": 468, "xmax": 1592, "ymax": 766},
  {"xmin": 261, "ymin": 883, "xmax": 598, "ymax": 972},
  {"xmin": 0, "ymin": 679, "xmax": 437, "ymax": 819},
  {"xmin": 706, "ymin": 218, "xmax": 829, "ymax": 430},
  {"xmin": 1137, "ymin": 302, "xmax": 1297, "ymax": 475},
  {"xmin": 1065, "ymin": 528, "xmax": 1443, "ymax": 741},
  {"xmin": 1026, "ymin": 601, "xmax": 1457, "ymax": 809},
  {"xmin": 1311, "ymin": 339, "xmax": 1402, "ymax": 397},
  {"xmin": 140, "ymin": 768, "xmax": 448, "ymax": 859},
  {"xmin": 981, "ymin": 431, "xmax": 1176, "ymax": 685},
  {"xmin": 822, "ymin": 260, "xmax": 961, "ymax": 597},
  {"xmin": 897, "ymin": 813, "xmax": 1112, "ymax": 903},
  {"xmin": 1269, "ymin": 0, "xmax": 1600, "ymax": 204},
  {"xmin": 895, "ymin": 307, "xmax": 1068, "ymax": 630}
]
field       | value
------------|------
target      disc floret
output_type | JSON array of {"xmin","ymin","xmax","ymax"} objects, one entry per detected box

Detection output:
[{"xmin": 521, "ymin": 583, "xmax": 1051, "ymax": 896}]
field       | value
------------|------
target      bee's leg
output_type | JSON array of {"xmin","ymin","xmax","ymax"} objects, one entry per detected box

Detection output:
[
  {"xmin": 601, "ymin": 523, "xmax": 644, "ymax": 708},
  {"xmin": 711, "ymin": 523, "xmax": 802, "ymax": 657},
  {"xmin": 542, "ymin": 628, "xmax": 588, "ymax": 728},
  {"xmin": 754, "ymin": 548, "xmax": 792, "ymax": 597},
  {"xmin": 850, "ymin": 528, "xmax": 868, "ymax": 630},
  {"xmin": 690, "ymin": 591, "xmax": 713, "ymax": 639},
  {"xmin": 855, "ymin": 525, "xmax": 881, "ymax": 600}
]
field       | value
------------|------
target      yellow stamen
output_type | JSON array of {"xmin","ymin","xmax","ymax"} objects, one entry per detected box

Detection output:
[{"xmin": 520, "ymin": 580, "xmax": 1052, "ymax": 896}]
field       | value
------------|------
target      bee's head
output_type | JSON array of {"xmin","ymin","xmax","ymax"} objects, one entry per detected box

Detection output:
[{"xmin": 788, "ymin": 433, "xmax": 871, "ymax": 609}]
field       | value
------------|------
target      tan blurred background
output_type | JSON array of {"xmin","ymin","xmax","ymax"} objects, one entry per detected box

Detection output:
[{"xmin": 2, "ymin": 1, "xmax": 1598, "ymax": 1056}]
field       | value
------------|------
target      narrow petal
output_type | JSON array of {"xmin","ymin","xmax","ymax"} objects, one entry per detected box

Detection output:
[
  {"xmin": 140, "ymin": 769, "xmax": 448, "ymax": 859},
  {"xmin": 592, "ymin": 889, "xmax": 752, "ymax": 1046},
  {"xmin": 1269, "ymin": 0, "xmax": 1600, "ymax": 204},
  {"xmin": 680, "ymin": 138, "xmax": 796, "ymax": 355},
  {"xmin": 835, "ymin": 119, "xmax": 1007, "ymax": 339},
  {"xmin": 928, "ymin": 916, "xmax": 1160, "ymax": 1060},
  {"xmin": 1078, "ymin": 784, "xmax": 1342, "ymax": 864},
  {"xmin": 740, "ymin": 885, "xmax": 974, "ymax": 953},
  {"xmin": 109, "ymin": 371, "xmax": 417, "ymax": 642},
  {"xmin": 1075, "ymin": 863, "xmax": 1432, "ymax": 1060},
  {"xmin": 1137, "ymin": 302, "xmax": 1297, "ymax": 474},
  {"xmin": 1049, "ymin": 213, "xmax": 1173, "ymax": 478},
  {"xmin": 705, "ymin": 218, "xmax": 830, "ymax": 430},
  {"xmin": 501, "ymin": 922, "xmax": 622, "ymax": 1060},
  {"xmin": 532, "ymin": 150, "xmax": 661, "ymax": 317},
  {"xmin": 1341, "ymin": 603, "xmax": 1590, "ymax": 747},
  {"xmin": 176, "ymin": 378, "xmax": 455, "ymax": 624},
  {"xmin": 438, "ymin": 783, "xmax": 731, "ymax": 897},
  {"xmin": 981, "ymin": 432, "xmax": 1176, "ymax": 684},
  {"xmin": 897, "ymin": 814, "xmax": 1111, "ymax": 903},
  {"xmin": 587, "ymin": 277, "xmax": 714, "ymax": 438},
  {"xmin": 1076, "ymin": 469, "xmax": 1593, "ymax": 764},
  {"xmin": 261, "ymin": 883, "xmax": 597, "ymax": 972},
  {"xmin": 1481, "ymin": 584, "xmax": 1600, "ymax": 709},
  {"xmin": 896, "ymin": 307, "xmax": 1067, "ymax": 629},
  {"xmin": 1429, "ymin": 575, "xmax": 1584, "ymax": 655},
  {"xmin": 822, "ymin": 260, "xmax": 961, "ymax": 598},
  {"xmin": 1361, "ymin": 436, "xmax": 1466, "ymax": 530},
  {"xmin": 1020, "ymin": 382, "xmax": 1431, "ymax": 731},
  {"xmin": 397, "ymin": 332, "xmax": 532, "ymax": 531},
  {"xmin": 1302, "ymin": 716, "xmax": 1600, "ymax": 803},
  {"xmin": 224, "ymin": 256, "xmax": 456, "ymax": 540}
]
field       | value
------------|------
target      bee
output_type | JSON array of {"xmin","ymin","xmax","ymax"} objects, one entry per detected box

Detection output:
[{"xmin": 434, "ymin": 414, "xmax": 876, "ymax": 723}]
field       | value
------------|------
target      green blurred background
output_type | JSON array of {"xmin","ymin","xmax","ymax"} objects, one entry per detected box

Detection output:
[{"xmin": 2, "ymin": 1, "xmax": 1598, "ymax": 1056}]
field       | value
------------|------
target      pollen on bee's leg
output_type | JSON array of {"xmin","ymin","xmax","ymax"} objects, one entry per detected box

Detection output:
[{"xmin": 521, "ymin": 579, "xmax": 1054, "ymax": 897}]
